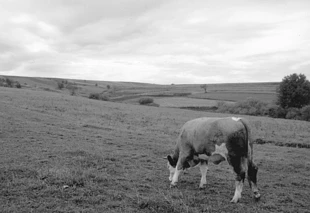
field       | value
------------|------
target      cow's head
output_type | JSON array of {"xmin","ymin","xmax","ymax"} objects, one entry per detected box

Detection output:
[{"xmin": 167, "ymin": 155, "xmax": 177, "ymax": 181}]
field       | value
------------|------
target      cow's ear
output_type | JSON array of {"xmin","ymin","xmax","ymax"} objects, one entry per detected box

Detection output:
[{"xmin": 167, "ymin": 155, "xmax": 176, "ymax": 167}]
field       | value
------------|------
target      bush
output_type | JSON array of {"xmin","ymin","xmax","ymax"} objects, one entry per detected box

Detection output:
[
  {"xmin": 236, "ymin": 98, "xmax": 269, "ymax": 116},
  {"xmin": 89, "ymin": 93, "xmax": 110, "ymax": 101},
  {"xmin": 301, "ymin": 105, "xmax": 310, "ymax": 121},
  {"xmin": 285, "ymin": 108, "xmax": 302, "ymax": 120},
  {"xmin": 5, "ymin": 78, "xmax": 13, "ymax": 87},
  {"xmin": 217, "ymin": 98, "xmax": 268, "ymax": 116},
  {"xmin": 16, "ymin": 82, "xmax": 21, "ymax": 88},
  {"xmin": 57, "ymin": 82, "xmax": 64, "ymax": 90},
  {"xmin": 216, "ymin": 101, "xmax": 235, "ymax": 114},
  {"xmin": 139, "ymin": 97, "xmax": 154, "ymax": 105},
  {"xmin": 66, "ymin": 83, "xmax": 78, "ymax": 96},
  {"xmin": 267, "ymin": 105, "xmax": 287, "ymax": 118}
]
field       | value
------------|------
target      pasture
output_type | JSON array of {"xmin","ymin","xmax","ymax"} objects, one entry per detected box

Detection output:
[{"xmin": 0, "ymin": 80, "xmax": 309, "ymax": 212}]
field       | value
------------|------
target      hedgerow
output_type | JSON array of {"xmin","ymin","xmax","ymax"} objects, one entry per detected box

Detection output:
[{"xmin": 217, "ymin": 98, "xmax": 310, "ymax": 122}]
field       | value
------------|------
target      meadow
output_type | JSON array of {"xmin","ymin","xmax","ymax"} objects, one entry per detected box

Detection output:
[{"xmin": 0, "ymin": 77, "xmax": 309, "ymax": 212}]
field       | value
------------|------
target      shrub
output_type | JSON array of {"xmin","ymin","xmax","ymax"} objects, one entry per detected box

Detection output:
[
  {"xmin": 301, "ymin": 105, "xmax": 310, "ymax": 121},
  {"xmin": 5, "ymin": 78, "xmax": 13, "ymax": 87},
  {"xmin": 267, "ymin": 105, "xmax": 287, "ymax": 118},
  {"xmin": 66, "ymin": 83, "xmax": 78, "ymax": 96},
  {"xmin": 57, "ymin": 82, "xmax": 64, "ymax": 90},
  {"xmin": 89, "ymin": 93, "xmax": 109, "ymax": 101},
  {"xmin": 16, "ymin": 82, "xmax": 21, "ymax": 88},
  {"xmin": 216, "ymin": 101, "xmax": 235, "ymax": 114},
  {"xmin": 285, "ymin": 108, "xmax": 302, "ymax": 120},
  {"xmin": 217, "ymin": 98, "xmax": 268, "ymax": 116},
  {"xmin": 139, "ymin": 97, "xmax": 154, "ymax": 105}
]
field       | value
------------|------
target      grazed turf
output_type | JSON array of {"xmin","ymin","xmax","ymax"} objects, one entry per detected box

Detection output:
[{"xmin": 0, "ymin": 87, "xmax": 309, "ymax": 213}]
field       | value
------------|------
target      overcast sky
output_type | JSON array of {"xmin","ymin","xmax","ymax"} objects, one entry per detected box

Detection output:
[{"xmin": 0, "ymin": 0, "xmax": 309, "ymax": 84}]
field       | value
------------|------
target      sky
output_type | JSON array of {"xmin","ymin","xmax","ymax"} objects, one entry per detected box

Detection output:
[{"xmin": 0, "ymin": 0, "xmax": 309, "ymax": 84}]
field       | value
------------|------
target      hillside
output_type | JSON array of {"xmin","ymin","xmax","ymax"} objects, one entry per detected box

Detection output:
[
  {"xmin": 0, "ymin": 86, "xmax": 309, "ymax": 212},
  {"xmin": 0, "ymin": 75, "xmax": 279, "ymax": 105}
]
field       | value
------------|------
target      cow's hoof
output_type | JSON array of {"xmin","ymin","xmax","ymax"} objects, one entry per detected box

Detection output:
[
  {"xmin": 170, "ymin": 183, "xmax": 178, "ymax": 188},
  {"xmin": 230, "ymin": 198, "xmax": 239, "ymax": 203},
  {"xmin": 230, "ymin": 195, "xmax": 241, "ymax": 203},
  {"xmin": 254, "ymin": 192, "xmax": 261, "ymax": 201},
  {"xmin": 199, "ymin": 184, "xmax": 206, "ymax": 190}
]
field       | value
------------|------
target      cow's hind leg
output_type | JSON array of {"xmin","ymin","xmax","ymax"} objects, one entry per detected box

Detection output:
[
  {"xmin": 199, "ymin": 161, "xmax": 208, "ymax": 189},
  {"xmin": 248, "ymin": 160, "xmax": 261, "ymax": 200},
  {"xmin": 229, "ymin": 156, "xmax": 247, "ymax": 203}
]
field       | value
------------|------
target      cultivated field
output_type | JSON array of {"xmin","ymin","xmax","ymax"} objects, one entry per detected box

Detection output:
[{"xmin": 1, "ymin": 85, "xmax": 309, "ymax": 213}]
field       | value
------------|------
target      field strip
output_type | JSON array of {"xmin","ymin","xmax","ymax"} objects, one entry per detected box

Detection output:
[{"xmin": 254, "ymin": 138, "xmax": 310, "ymax": 149}]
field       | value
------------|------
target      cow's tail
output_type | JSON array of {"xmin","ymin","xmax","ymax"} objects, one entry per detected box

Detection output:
[
  {"xmin": 238, "ymin": 118, "xmax": 253, "ymax": 162},
  {"xmin": 239, "ymin": 118, "xmax": 259, "ymax": 191}
]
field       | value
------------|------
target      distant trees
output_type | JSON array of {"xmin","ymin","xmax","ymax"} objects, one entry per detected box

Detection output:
[
  {"xmin": 200, "ymin": 84, "xmax": 208, "ymax": 93},
  {"xmin": 215, "ymin": 73, "xmax": 310, "ymax": 121},
  {"xmin": 0, "ymin": 77, "xmax": 21, "ymax": 88},
  {"xmin": 277, "ymin": 73, "xmax": 310, "ymax": 108}
]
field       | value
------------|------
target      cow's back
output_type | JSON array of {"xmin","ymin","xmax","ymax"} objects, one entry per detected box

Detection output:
[{"xmin": 178, "ymin": 117, "xmax": 246, "ymax": 155}]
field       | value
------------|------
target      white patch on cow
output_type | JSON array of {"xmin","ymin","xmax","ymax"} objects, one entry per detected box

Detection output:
[
  {"xmin": 231, "ymin": 181, "xmax": 244, "ymax": 203},
  {"xmin": 171, "ymin": 168, "xmax": 182, "ymax": 186},
  {"xmin": 167, "ymin": 163, "xmax": 176, "ymax": 181},
  {"xmin": 212, "ymin": 143, "xmax": 228, "ymax": 161},
  {"xmin": 199, "ymin": 163, "xmax": 208, "ymax": 188},
  {"xmin": 232, "ymin": 117, "xmax": 241, "ymax": 121}
]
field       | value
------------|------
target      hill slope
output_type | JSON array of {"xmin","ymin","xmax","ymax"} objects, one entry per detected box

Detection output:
[{"xmin": 0, "ymin": 87, "xmax": 309, "ymax": 212}]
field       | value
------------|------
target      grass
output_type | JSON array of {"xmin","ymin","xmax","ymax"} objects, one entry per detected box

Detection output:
[
  {"xmin": 189, "ymin": 92, "xmax": 277, "ymax": 103},
  {"xmin": 155, "ymin": 97, "xmax": 228, "ymax": 108},
  {"xmin": 0, "ymin": 84, "xmax": 309, "ymax": 212}
]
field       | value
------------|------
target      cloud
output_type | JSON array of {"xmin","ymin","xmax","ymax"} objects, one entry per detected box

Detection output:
[{"xmin": 0, "ymin": 0, "xmax": 309, "ymax": 83}]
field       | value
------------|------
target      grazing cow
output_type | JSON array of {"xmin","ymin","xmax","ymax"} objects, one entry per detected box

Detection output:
[{"xmin": 166, "ymin": 117, "xmax": 260, "ymax": 203}]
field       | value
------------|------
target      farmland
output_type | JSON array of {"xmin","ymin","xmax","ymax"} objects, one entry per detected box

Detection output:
[{"xmin": 0, "ymin": 77, "xmax": 310, "ymax": 212}]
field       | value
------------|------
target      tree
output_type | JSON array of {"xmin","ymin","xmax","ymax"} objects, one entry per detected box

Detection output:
[
  {"xmin": 57, "ymin": 82, "xmax": 64, "ymax": 90},
  {"xmin": 277, "ymin": 73, "xmax": 310, "ymax": 108},
  {"xmin": 200, "ymin": 84, "xmax": 208, "ymax": 93}
]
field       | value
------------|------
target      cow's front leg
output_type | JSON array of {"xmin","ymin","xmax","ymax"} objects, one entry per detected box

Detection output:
[
  {"xmin": 170, "ymin": 155, "xmax": 188, "ymax": 187},
  {"xmin": 170, "ymin": 169, "xmax": 182, "ymax": 187},
  {"xmin": 231, "ymin": 177, "xmax": 244, "ymax": 203},
  {"xmin": 199, "ymin": 161, "xmax": 208, "ymax": 189}
]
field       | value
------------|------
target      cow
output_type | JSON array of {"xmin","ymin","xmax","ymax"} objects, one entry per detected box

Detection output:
[{"xmin": 166, "ymin": 117, "xmax": 260, "ymax": 203}]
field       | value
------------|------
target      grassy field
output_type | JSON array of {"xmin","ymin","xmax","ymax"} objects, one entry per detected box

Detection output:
[
  {"xmin": 1, "ymin": 86, "xmax": 309, "ymax": 213},
  {"xmin": 189, "ymin": 92, "xmax": 277, "ymax": 103},
  {"xmin": 0, "ymin": 75, "xmax": 278, "ymax": 105}
]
